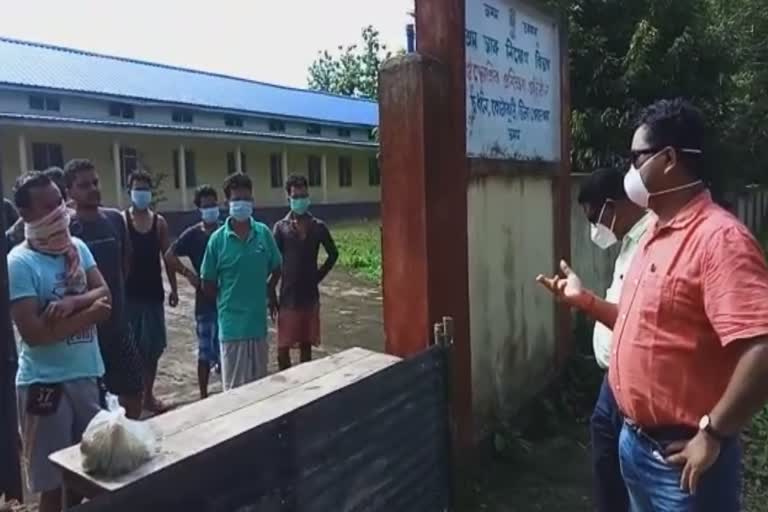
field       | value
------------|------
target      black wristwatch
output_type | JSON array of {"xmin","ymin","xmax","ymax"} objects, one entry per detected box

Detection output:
[{"xmin": 699, "ymin": 414, "xmax": 726, "ymax": 442}]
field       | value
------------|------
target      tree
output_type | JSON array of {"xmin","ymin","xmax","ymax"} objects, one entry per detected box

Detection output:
[
  {"xmin": 544, "ymin": 0, "xmax": 768, "ymax": 193},
  {"xmin": 307, "ymin": 26, "xmax": 394, "ymax": 99},
  {"xmin": 323, "ymin": 4, "xmax": 768, "ymax": 191}
]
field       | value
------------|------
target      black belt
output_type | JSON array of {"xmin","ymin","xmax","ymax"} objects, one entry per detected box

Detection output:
[{"xmin": 624, "ymin": 419, "xmax": 697, "ymax": 443}]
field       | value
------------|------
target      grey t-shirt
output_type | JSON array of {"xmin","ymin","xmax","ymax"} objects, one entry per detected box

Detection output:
[{"xmin": 69, "ymin": 208, "xmax": 128, "ymax": 340}]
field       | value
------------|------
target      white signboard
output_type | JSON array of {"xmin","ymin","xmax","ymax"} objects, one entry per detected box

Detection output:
[{"xmin": 465, "ymin": 0, "xmax": 561, "ymax": 161}]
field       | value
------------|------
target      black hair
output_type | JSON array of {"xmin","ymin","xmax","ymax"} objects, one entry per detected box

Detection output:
[
  {"xmin": 577, "ymin": 168, "xmax": 627, "ymax": 210},
  {"xmin": 193, "ymin": 184, "xmax": 218, "ymax": 207},
  {"xmin": 635, "ymin": 98, "xmax": 705, "ymax": 178},
  {"xmin": 127, "ymin": 169, "xmax": 153, "ymax": 189},
  {"xmin": 63, "ymin": 159, "xmax": 96, "ymax": 188},
  {"xmin": 14, "ymin": 171, "xmax": 53, "ymax": 209},
  {"xmin": 44, "ymin": 166, "xmax": 67, "ymax": 200},
  {"xmin": 223, "ymin": 172, "xmax": 252, "ymax": 199},
  {"xmin": 285, "ymin": 174, "xmax": 308, "ymax": 194}
]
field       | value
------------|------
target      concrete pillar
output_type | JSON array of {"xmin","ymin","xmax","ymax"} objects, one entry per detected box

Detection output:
[
  {"xmin": 321, "ymin": 154, "xmax": 328, "ymax": 203},
  {"xmin": 17, "ymin": 133, "xmax": 27, "ymax": 174},
  {"xmin": 179, "ymin": 144, "xmax": 188, "ymax": 209},
  {"xmin": 112, "ymin": 141, "xmax": 123, "ymax": 208},
  {"xmin": 379, "ymin": 53, "xmax": 472, "ymax": 450},
  {"xmin": 235, "ymin": 145, "xmax": 243, "ymax": 174},
  {"xmin": 281, "ymin": 147, "xmax": 288, "ymax": 186}
]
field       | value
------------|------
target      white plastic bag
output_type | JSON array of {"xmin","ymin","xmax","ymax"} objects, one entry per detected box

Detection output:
[{"xmin": 80, "ymin": 406, "xmax": 159, "ymax": 477}]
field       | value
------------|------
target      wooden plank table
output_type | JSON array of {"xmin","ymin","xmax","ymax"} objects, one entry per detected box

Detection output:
[{"xmin": 49, "ymin": 347, "xmax": 401, "ymax": 509}]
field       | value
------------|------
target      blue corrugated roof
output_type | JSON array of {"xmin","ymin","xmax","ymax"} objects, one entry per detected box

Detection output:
[{"xmin": 0, "ymin": 37, "xmax": 379, "ymax": 127}]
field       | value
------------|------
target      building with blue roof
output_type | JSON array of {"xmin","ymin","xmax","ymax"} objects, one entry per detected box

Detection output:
[{"xmin": 0, "ymin": 37, "xmax": 380, "ymax": 214}]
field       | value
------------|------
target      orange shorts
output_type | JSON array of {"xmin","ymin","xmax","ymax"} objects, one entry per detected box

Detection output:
[{"xmin": 277, "ymin": 303, "xmax": 321, "ymax": 349}]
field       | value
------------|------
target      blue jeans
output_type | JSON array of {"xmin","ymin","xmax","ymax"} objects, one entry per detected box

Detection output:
[
  {"xmin": 618, "ymin": 421, "xmax": 741, "ymax": 512},
  {"xmin": 590, "ymin": 375, "xmax": 629, "ymax": 512}
]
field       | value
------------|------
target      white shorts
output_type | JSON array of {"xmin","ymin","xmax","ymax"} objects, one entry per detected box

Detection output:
[{"xmin": 220, "ymin": 338, "xmax": 269, "ymax": 391}]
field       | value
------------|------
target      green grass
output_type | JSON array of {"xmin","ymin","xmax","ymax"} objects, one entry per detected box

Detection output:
[
  {"xmin": 324, "ymin": 219, "xmax": 768, "ymax": 510},
  {"xmin": 742, "ymin": 230, "xmax": 768, "ymax": 511},
  {"xmin": 328, "ymin": 220, "xmax": 382, "ymax": 283}
]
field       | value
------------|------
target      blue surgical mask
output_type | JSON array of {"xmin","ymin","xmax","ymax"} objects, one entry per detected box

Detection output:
[
  {"xmin": 200, "ymin": 207, "xmax": 220, "ymax": 224},
  {"xmin": 229, "ymin": 200, "xmax": 253, "ymax": 221},
  {"xmin": 290, "ymin": 197, "xmax": 311, "ymax": 215},
  {"xmin": 131, "ymin": 190, "xmax": 152, "ymax": 210}
]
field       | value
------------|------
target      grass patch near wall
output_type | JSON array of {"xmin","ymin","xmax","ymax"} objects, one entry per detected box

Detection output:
[
  {"xmin": 742, "ymin": 229, "xmax": 768, "ymax": 510},
  {"xmin": 328, "ymin": 221, "xmax": 382, "ymax": 283}
]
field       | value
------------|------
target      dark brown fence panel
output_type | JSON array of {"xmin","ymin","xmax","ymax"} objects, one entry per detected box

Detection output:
[{"xmin": 72, "ymin": 345, "xmax": 452, "ymax": 512}]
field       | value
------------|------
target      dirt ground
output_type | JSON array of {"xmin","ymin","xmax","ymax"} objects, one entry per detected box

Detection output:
[
  {"xmin": 155, "ymin": 267, "xmax": 385, "ymax": 407},
  {"xmin": 1, "ymin": 268, "xmax": 385, "ymax": 512}
]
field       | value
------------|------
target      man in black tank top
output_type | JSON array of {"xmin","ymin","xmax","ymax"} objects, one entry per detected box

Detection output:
[
  {"xmin": 64, "ymin": 159, "xmax": 144, "ymax": 419},
  {"xmin": 124, "ymin": 170, "xmax": 178, "ymax": 414}
]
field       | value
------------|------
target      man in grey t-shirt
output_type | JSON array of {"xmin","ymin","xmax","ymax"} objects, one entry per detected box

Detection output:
[{"xmin": 64, "ymin": 159, "xmax": 144, "ymax": 419}]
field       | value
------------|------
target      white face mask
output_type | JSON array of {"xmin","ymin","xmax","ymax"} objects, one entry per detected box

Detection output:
[
  {"xmin": 590, "ymin": 203, "xmax": 618, "ymax": 250},
  {"xmin": 624, "ymin": 148, "xmax": 704, "ymax": 208}
]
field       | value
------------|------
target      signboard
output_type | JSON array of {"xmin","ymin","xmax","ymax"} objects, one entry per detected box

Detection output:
[{"xmin": 465, "ymin": 0, "xmax": 561, "ymax": 161}]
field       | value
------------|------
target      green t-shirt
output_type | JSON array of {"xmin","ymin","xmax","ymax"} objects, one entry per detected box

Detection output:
[{"xmin": 200, "ymin": 218, "xmax": 282, "ymax": 342}]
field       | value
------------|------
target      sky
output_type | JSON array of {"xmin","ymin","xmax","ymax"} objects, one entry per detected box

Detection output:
[{"xmin": 0, "ymin": 0, "xmax": 414, "ymax": 88}]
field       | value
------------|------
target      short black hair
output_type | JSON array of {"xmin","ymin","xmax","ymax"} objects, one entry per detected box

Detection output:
[
  {"xmin": 285, "ymin": 174, "xmax": 308, "ymax": 194},
  {"xmin": 63, "ymin": 159, "xmax": 96, "ymax": 188},
  {"xmin": 14, "ymin": 171, "xmax": 53, "ymax": 209},
  {"xmin": 44, "ymin": 166, "xmax": 67, "ymax": 199},
  {"xmin": 577, "ymin": 168, "xmax": 627, "ymax": 210},
  {"xmin": 635, "ymin": 98, "xmax": 704, "ymax": 177},
  {"xmin": 128, "ymin": 170, "xmax": 153, "ymax": 189},
  {"xmin": 223, "ymin": 172, "xmax": 252, "ymax": 199},
  {"xmin": 193, "ymin": 185, "xmax": 218, "ymax": 207}
]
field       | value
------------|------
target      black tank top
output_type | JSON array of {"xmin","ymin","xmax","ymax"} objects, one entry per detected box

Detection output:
[{"xmin": 125, "ymin": 211, "xmax": 164, "ymax": 303}]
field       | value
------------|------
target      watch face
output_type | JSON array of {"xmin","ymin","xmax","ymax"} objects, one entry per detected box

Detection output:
[{"xmin": 699, "ymin": 415, "xmax": 709, "ymax": 430}]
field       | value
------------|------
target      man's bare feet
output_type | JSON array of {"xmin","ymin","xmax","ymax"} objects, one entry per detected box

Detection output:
[{"xmin": 143, "ymin": 397, "xmax": 171, "ymax": 414}]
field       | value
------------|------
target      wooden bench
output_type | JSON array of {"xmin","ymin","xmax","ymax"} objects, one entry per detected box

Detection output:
[{"xmin": 49, "ymin": 347, "xmax": 401, "ymax": 510}]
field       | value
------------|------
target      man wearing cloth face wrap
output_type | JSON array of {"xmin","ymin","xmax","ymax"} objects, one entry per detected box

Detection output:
[
  {"xmin": 540, "ymin": 99, "xmax": 768, "ymax": 511},
  {"xmin": 8, "ymin": 172, "xmax": 111, "ymax": 512}
]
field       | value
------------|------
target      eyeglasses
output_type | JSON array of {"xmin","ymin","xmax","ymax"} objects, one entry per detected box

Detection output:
[
  {"xmin": 628, "ymin": 147, "xmax": 703, "ymax": 169},
  {"xmin": 628, "ymin": 147, "xmax": 664, "ymax": 168}
]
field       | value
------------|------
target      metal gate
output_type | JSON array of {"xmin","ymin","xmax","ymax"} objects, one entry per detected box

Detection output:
[{"xmin": 72, "ymin": 324, "xmax": 455, "ymax": 512}]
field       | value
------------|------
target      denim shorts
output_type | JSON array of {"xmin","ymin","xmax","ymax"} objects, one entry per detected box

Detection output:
[{"xmin": 196, "ymin": 313, "xmax": 220, "ymax": 365}]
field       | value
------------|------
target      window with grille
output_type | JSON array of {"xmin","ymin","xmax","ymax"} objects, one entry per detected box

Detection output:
[
  {"xmin": 270, "ymin": 153, "xmax": 283, "ymax": 188},
  {"xmin": 226, "ymin": 152, "xmax": 248, "ymax": 174},
  {"xmin": 173, "ymin": 150, "xmax": 197, "ymax": 188},
  {"xmin": 338, "ymin": 157, "xmax": 352, "ymax": 187},
  {"xmin": 225, "ymin": 115, "xmax": 244, "ymax": 128},
  {"xmin": 120, "ymin": 147, "xmax": 139, "ymax": 185},
  {"xmin": 368, "ymin": 157, "xmax": 380, "ymax": 186},
  {"xmin": 269, "ymin": 119, "xmax": 286, "ymax": 133},
  {"xmin": 172, "ymin": 109, "xmax": 194, "ymax": 123},
  {"xmin": 29, "ymin": 95, "xmax": 60, "ymax": 112},
  {"xmin": 308, "ymin": 155, "xmax": 322, "ymax": 187},
  {"xmin": 31, "ymin": 143, "xmax": 63, "ymax": 170},
  {"xmin": 109, "ymin": 102, "xmax": 135, "ymax": 119}
]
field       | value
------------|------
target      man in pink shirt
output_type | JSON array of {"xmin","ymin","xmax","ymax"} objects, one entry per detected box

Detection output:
[{"xmin": 539, "ymin": 99, "xmax": 768, "ymax": 511}]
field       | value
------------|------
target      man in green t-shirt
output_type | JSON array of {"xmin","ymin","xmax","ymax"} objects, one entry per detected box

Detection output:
[{"xmin": 201, "ymin": 173, "xmax": 281, "ymax": 391}]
